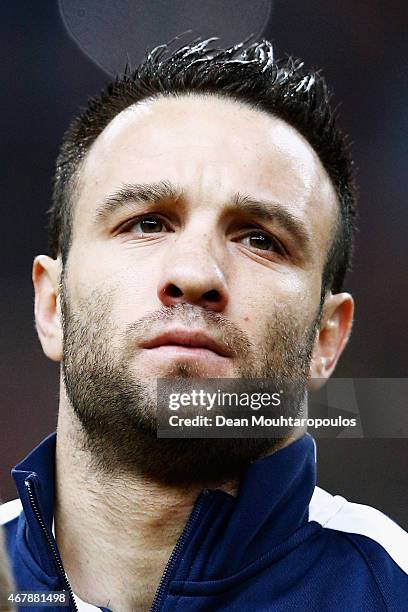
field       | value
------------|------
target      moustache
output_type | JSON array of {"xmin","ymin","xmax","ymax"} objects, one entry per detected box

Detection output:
[{"xmin": 122, "ymin": 303, "xmax": 253, "ymax": 358}]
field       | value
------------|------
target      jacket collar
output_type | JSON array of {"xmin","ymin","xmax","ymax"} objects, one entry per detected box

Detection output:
[
  {"xmin": 12, "ymin": 432, "xmax": 58, "ymax": 577},
  {"xmin": 12, "ymin": 431, "xmax": 317, "ymax": 577},
  {"xmin": 13, "ymin": 432, "xmax": 56, "ymax": 527},
  {"xmin": 180, "ymin": 433, "xmax": 317, "ymax": 577}
]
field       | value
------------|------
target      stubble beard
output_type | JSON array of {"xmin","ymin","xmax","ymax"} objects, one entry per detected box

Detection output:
[{"xmin": 60, "ymin": 278, "xmax": 320, "ymax": 486}]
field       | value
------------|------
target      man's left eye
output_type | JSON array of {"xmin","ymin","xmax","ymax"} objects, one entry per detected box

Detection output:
[{"xmin": 239, "ymin": 232, "xmax": 285, "ymax": 255}]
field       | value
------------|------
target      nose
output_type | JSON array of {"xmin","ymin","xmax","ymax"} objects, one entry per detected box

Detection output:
[{"xmin": 157, "ymin": 241, "xmax": 229, "ymax": 313}]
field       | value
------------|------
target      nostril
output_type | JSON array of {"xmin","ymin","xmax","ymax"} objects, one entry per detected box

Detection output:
[
  {"xmin": 203, "ymin": 289, "xmax": 220, "ymax": 303},
  {"xmin": 165, "ymin": 284, "xmax": 183, "ymax": 298},
  {"xmin": 158, "ymin": 283, "xmax": 227, "ymax": 310}
]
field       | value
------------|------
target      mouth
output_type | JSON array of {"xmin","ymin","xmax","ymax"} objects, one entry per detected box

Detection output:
[{"xmin": 140, "ymin": 329, "xmax": 232, "ymax": 359}]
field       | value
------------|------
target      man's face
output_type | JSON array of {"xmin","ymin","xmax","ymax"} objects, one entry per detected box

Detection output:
[{"xmin": 60, "ymin": 94, "xmax": 337, "ymax": 481}]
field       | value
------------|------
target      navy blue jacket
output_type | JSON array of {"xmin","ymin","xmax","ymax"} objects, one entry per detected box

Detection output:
[{"xmin": 2, "ymin": 432, "xmax": 408, "ymax": 611}]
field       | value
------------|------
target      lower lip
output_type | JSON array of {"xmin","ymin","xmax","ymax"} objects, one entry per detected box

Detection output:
[{"xmin": 143, "ymin": 345, "xmax": 229, "ymax": 361}]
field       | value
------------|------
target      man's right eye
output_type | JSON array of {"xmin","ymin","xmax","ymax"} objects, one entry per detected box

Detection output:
[{"xmin": 121, "ymin": 215, "xmax": 168, "ymax": 234}]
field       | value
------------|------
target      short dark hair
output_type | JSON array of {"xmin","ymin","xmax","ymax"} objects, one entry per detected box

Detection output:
[{"xmin": 49, "ymin": 38, "xmax": 356, "ymax": 296}]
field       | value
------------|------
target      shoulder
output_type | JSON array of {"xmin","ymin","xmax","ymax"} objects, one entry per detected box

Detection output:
[
  {"xmin": 309, "ymin": 485, "xmax": 408, "ymax": 577},
  {"xmin": 0, "ymin": 498, "xmax": 22, "ymax": 528}
]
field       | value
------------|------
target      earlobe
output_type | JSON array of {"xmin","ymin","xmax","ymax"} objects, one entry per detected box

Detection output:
[
  {"xmin": 309, "ymin": 292, "xmax": 354, "ymax": 389},
  {"xmin": 32, "ymin": 255, "xmax": 63, "ymax": 362}
]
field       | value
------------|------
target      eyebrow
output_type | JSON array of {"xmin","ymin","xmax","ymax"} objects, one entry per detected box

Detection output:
[
  {"xmin": 93, "ymin": 181, "xmax": 312, "ymax": 257},
  {"xmin": 93, "ymin": 181, "xmax": 181, "ymax": 225}
]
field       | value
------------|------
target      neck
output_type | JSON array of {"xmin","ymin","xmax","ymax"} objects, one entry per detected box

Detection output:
[{"xmin": 54, "ymin": 395, "xmax": 239, "ymax": 611}]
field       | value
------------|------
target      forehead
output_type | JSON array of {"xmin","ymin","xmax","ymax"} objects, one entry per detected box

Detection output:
[{"xmin": 74, "ymin": 94, "xmax": 337, "ymax": 255}]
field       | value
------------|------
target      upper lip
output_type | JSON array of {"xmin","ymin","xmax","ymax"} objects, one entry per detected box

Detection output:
[{"xmin": 141, "ymin": 329, "xmax": 232, "ymax": 357}]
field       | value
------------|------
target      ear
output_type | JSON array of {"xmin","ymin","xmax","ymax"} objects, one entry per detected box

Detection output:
[
  {"xmin": 32, "ymin": 255, "xmax": 63, "ymax": 362},
  {"xmin": 308, "ymin": 292, "xmax": 354, "ymax": 390}
]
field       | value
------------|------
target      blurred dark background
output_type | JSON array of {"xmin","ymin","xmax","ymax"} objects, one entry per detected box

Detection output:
[{"xmin": 1, "ymin": 1, "xmax": 407, "ymax": 527}]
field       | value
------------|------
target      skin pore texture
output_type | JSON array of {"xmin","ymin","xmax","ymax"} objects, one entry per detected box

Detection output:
[{"xmin": 33, "ymin": 94, "xmax": 354, "ymax": 610}]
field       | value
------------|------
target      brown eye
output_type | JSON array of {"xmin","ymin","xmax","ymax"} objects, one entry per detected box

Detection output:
[
  {"xmin": 240, "ymin": 232, "xmax": 285, "ymax": 255},
  {"xmin": 129, "ymin": 216, "xmax": 165, "ymax": 233}
]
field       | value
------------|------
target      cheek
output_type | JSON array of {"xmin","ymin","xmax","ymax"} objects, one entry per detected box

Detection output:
[
  {"xmin": 115, "ymin": 277, "xmax": 158, "ymax": 323},
  {"xmin": 67, "ymin": 244, "xmax": 163, "ymax": 326},
  {"xmin": 234, "ymin": 272, "xmax": 313, "ymax": 338}
]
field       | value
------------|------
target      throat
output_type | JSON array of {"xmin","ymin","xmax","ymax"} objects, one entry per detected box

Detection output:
[{"xmin": 53, "ymin": 397, "xmax": 240, "ymax": 610}]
